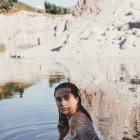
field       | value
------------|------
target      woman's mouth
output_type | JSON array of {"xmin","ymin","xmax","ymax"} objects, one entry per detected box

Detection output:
[{"xmin": 60, "ymin": 108, "xmax": 67, "ymax": 111}]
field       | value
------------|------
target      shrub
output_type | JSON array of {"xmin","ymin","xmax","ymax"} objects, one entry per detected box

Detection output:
[
  {"xmin": 0, "ymin": 1, "xmax": 11, "ymax": 10},
  {"xmin": 63, "ymin": 8, "xmax": 67, "ymax": 14},
  {"xmin": 44, "ymin": 0, "xmax": 68, "ymax": 15},
  {"xmin": 0, "ymin": 0, "xmax": 15, "ymax": 11},
  {"xmin": 9, "ymin": 0, "xmax": 13, "ymax": 7},
  {"xmin": 12, "ymin": 0, "xmax": 18, "ymax": 3}
]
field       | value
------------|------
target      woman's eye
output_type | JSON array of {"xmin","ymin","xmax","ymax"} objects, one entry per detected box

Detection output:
[
  {"xmin": 64, "ymin": 95, "xmax": 69, "ymax": 100},
  {"xmin": 55, "ymin": 97, "xmax": 61, "ymax": 102}
]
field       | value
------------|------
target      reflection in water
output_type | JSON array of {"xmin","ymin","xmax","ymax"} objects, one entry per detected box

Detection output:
[
  {"xmin": 0, "ymin": 82, "xmax": 30, "ymax": 100},
  {"xmin": 80, "ymin": 86, "xmax": 140, "ymax": 140},
  {"xmin": 0, "ymin": 72, "xmax": 67, "ymax": 140},
  {"xmin": 69, "ymin": 59, "xmax": 140, "ymax": 140},
  {"xmin": 0, "ymin": 80, "xmax": 59, "ymax": 140},
  {"xmin": 48, "ymin": 73, "xmax": 65, "ymax": 88},
  {"xmin": 129, "ymin": 106, "xmax": 140, "ymax": 140},
  {"xmin": 19, "ymin": 88, "xmax": 24, "ymax": 98}
]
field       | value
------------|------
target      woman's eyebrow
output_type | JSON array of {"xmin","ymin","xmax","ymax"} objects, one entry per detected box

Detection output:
[
  {"xmin": 55, "ymin": 97, "xmax": 61, "ymax": 100},
  {"xmin": 64, "ymin": 94, "xmax": 70, "ymax": 98}
]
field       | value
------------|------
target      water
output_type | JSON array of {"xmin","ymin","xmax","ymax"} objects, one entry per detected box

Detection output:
[
  {"xmin": 0, "ymin": 55, "xmax": 69, "ymax": 140},
  {"xmin": 74, "ymin": 58, "xmax": 140, "ymax": 140},
  {"xmin": 0, "ymin": 55, "xmax": 140, "ymax": 140},
  {"xmin": 0, "ymin": 76, "xmax": 67, "ymax": 140}
]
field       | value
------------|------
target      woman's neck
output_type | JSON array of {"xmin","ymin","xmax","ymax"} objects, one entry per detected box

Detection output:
[{"xmin": 67, "ymin": 108, "xmax": 79, "ymax": 119}]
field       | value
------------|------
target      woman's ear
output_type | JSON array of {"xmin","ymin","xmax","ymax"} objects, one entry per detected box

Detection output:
[{"xmin": 76, "ymin": 97, "xmax": 79, "ymax": 103}]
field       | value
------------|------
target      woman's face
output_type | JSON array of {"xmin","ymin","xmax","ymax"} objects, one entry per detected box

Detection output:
[{"xmin": 55, "ymin": 88, "xmax": 79, "ymax": 117}]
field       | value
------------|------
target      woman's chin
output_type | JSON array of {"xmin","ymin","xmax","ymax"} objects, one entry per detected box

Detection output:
[{"xmin": 61, "ymin": 110, "xmax": 68, "ymax": 115}]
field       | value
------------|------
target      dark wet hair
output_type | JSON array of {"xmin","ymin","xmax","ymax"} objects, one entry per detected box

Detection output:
[{"xmin": 54, "ymin": 82, "xmax": 92, "ymax": 137}]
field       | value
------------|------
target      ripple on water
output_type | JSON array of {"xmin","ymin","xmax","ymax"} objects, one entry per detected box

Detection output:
[{"xmin": 0, "ymin": 122, "xmax": 58, "ymax": 140}]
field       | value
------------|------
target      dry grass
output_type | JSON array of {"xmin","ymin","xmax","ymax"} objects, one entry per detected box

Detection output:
[
  {"xmin": 0, "ymin": 1, "xmax": 45, "ymax": 14},
  {"xmin": 19, "ymin": 44, "xmax": 36, "ymax": 49},
  {"xmin": 13, "ymin": 1, "xmax": 44, "ymax": 13},
  {"xmin": 0, "ymin": 44, "xmax": 5, "ymax": 52}
]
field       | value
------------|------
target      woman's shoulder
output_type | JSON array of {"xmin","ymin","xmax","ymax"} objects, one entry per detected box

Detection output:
[
  {"xmin": 70, "ymin": 111, "xmax": 90, "ymax": 122},
  {"xmin": 69, "ymin": 111, "xmax": 92, "ymax": 133}
]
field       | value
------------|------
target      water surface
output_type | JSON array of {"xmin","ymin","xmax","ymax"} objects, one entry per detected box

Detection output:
[
  {"xmin": 0, "ymin": 56, "xmax": 67, "ymax": 140},
  {"xmin": 0, "ymin": 54, "xmax": 140, "ymax": 140}
]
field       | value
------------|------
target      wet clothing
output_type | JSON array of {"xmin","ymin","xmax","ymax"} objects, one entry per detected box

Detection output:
[{"xmin": 64, "ymin": 111, "xmax": 100, "ymax": 140}]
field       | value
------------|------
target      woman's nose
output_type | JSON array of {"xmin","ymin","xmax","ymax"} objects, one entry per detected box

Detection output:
[{"xmin": 60, "ymin": 98, "xmax": 67, "ymax": 106}]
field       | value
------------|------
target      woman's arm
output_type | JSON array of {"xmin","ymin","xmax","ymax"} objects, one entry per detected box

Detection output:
[{"xmin": 74, "ymin": 123, "xmax": 100, "ymax": 140}]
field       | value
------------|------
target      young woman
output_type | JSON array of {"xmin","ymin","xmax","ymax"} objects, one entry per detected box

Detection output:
[{"xmin": 54, "ymin": 82, "xmax": 100, "ymax": 140}]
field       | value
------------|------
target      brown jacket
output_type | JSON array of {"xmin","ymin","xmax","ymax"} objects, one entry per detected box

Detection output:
[{"xmin": 64, "ymin": 111, "xmax": 100, "ymax": 140}]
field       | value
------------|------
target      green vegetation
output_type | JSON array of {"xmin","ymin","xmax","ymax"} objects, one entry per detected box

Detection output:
[
  {"xmin": 12, "ymin": 0, "xmax": 18, "ymax": 2},
  {"xmin": 0, "ymin": 43, "xmax": 6, "ymax": 52},
  {"xmin": 0, "ymin": 0, "xmax": 18, "ymax": 12},
  {"xmin": 44, "ymin": 0, "xmax": 68, "ymax": 15}
]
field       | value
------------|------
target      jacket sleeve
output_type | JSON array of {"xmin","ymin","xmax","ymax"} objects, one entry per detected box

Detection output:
[{"xmin": 74, "ymin": 123, "xmax": 100, "ymax": 140}]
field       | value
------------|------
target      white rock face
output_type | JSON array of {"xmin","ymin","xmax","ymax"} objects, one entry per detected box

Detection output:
[
  {"xmin": 0, "ymin": 11, "xmax": 72, "ymax": 55},
  {"xmin": 73, "ymin": 0, "xmax": 122, "ymax": 16},
  {"xmin": 0, "ymin": 0, "xmax": 140, "ymax": 57},
  {"xmin": 61, "ymin": 0, "xmax": 140, "ymax": 57},
  {"xmin": 4, "ymin": 0, "xmax": 138, "ymax": 60}
]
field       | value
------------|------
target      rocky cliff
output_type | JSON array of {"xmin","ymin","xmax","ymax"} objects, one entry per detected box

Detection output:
[
  {"xmin": 0, "ymin": 0, "xmax": 140, "ymax": 57},
  {"xmin": 59, "ymin": 0, "xmax": 140, "ymax": 57},
  {"xmin": 73, "ymin": 0, "xmax": 121, "ymax": 16},
  {"xmin": 0, "ymin": 11, "xmax": 72, "ymax": 55}
]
